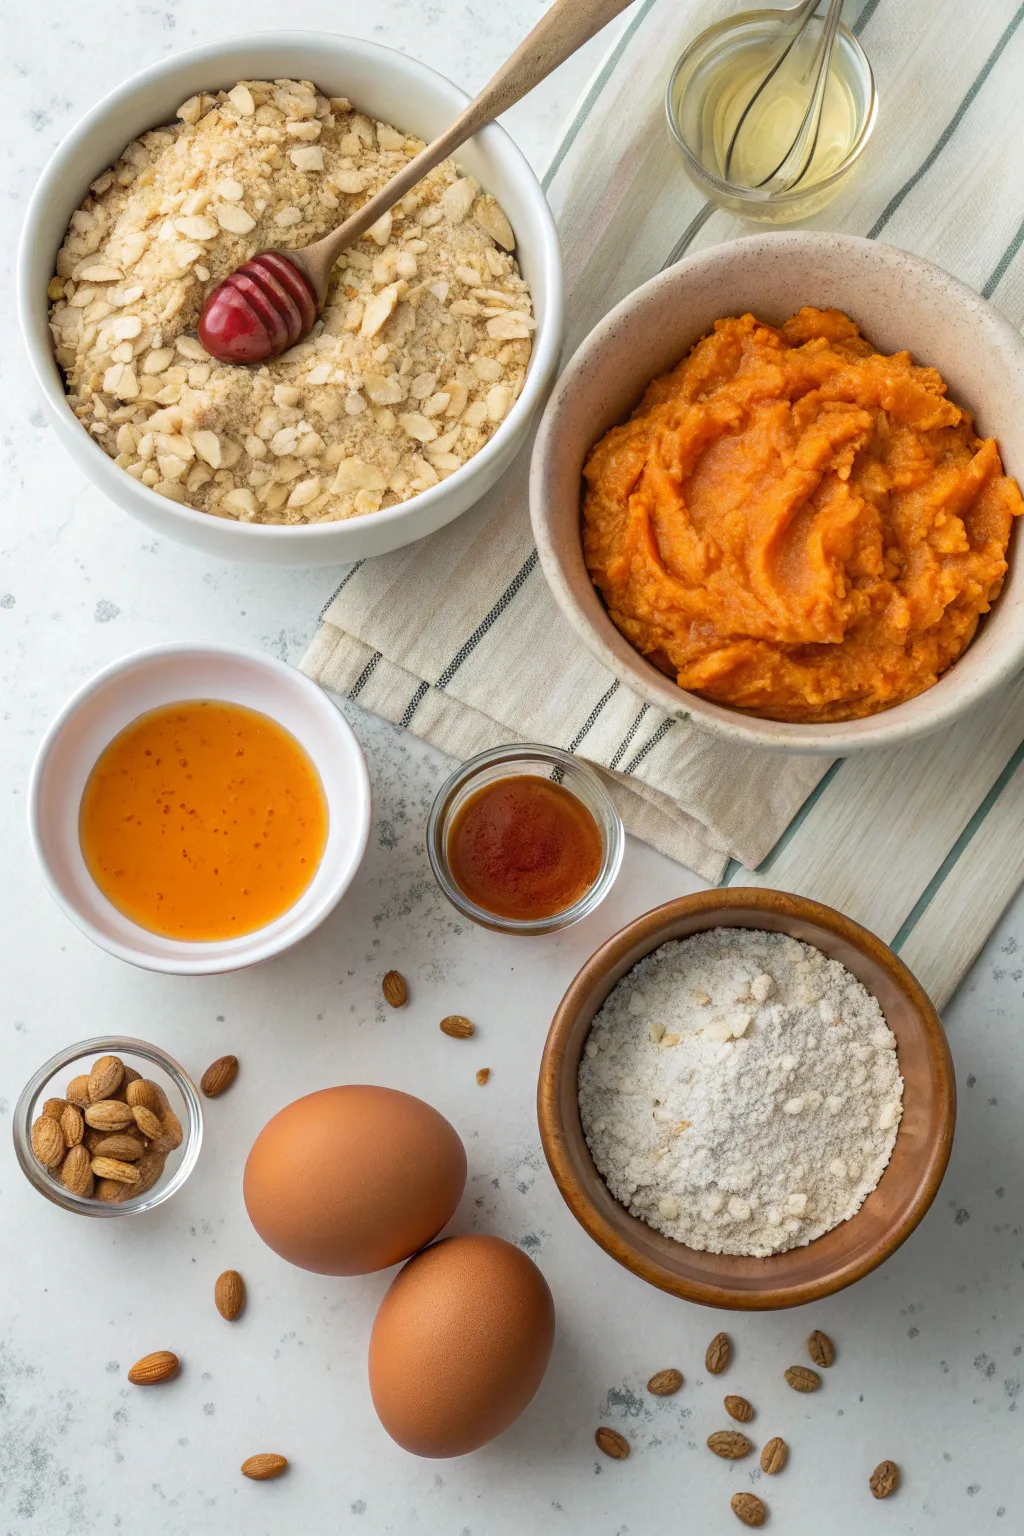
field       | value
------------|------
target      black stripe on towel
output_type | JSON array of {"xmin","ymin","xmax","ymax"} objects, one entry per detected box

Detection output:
[
  {"xmin": 983, "ymin": 216, "xmax": 1024, "ymax": 299},
  {"xmin": 566, "ymin": 680, "xmax": 620, "ymax": 754},
  {"xmin": 400, "ymin": 680, "xmax": 430, "ymax": 728},
  {"xmin": 348, "ymin": 650, "xmax": 382, "ymax": 701},
  {"xmin": 624, "ymin": 717, "xmax": 676, "ymax": 775},
  {"xmin": 609, "ymin": 704, "xmax": 650, "ymax": 770},
  {"xmin": 868, "ymin": 5, "xmax": 1024, "ymax": 239},
  {"xmin": 318, "ymin": 560, "xmax": 366, "ymax": 623},
  {"xmin": 434, "ymin": 550, "xmax": 539, "ymax": 692}
]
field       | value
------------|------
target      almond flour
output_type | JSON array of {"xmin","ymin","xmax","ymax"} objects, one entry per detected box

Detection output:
[
  {"xmin": 577, "ymin": 928, "xmax": 903, "ymax": 1258},
  {"xmin": 48, "ymin": 80, "xmax": 534, "ymax": 524}
]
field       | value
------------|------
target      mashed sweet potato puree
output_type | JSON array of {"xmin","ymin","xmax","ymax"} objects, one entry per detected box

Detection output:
[{"xmin": 582, "ymin": 308, "xmax": 1023, "ymax": 722}]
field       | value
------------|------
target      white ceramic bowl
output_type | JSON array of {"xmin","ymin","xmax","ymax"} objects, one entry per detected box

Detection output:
[
  {"xmin": 29, "ymin": 644, "xmax": 371, "ymax": 974},
  {"xmin": 530, "ymin": 232, "xmax": 1024, "ymax": 754},
  {"xmin": 18, "ymin": 33, "xmax": 563, "ymax": 567}
]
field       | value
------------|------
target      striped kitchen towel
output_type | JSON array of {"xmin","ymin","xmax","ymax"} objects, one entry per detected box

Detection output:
[{"xmin": 303, "ymin": 0, "xmax": 1024, "ymax": 1004}]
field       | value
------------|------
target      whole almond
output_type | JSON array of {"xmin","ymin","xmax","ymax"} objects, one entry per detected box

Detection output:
[
  {"xmin": 90, "ymin": 1156, "xmax": 142, "ymax": 1184},
  {"xmin": 647, "ymin": 1368, "xmax": 683, "ymax": 1396},
  {"xmin": 95, "ymin": 1177, "xmax": 133, "ymax": 1204},
  {"xmin": 88, "ymin": 1055, "xmax": 124, "ymax": 1103},
  {"xmin": 132, "ymin": 1104, "xmax": 164, "ymax": 1140},
  {"xmin": 41, "ymin": 1097, "xmax": 68, "ymax": 1121},
  {"xmin": 59, "ymin": 1103, "xmax": 85, "ymax": 1148},
  {"xmin": 91, "ymin": 1133, "xmax": 146, "ymax": 1162},
  {"xmin": 65, "ymin": 1074, "xmax": 92, "ymax": 1108},
  {"xmin": 708, "ymin": 1431, "xmax": 752, "ymax": 1460},
  {"xmin": 201, "ymin": 1055, "xmax": 238, "ymax": 1098},
  {"xmin": 760, "ymin": 1436, "xmax": 788, "ymax": 1475},
  {"xmin": 127, "ymin": 1078, "xmax": 163, "ymax": 1114},
  {"xmin": 382, "ymin": 970, "xmax": 407, "ymax": 1007},
  {"xmin": 122, "ymin": 1065, "xmax": 142, "ymax": 1086},
  {"xmin": 476, "ymin": 1067, "xmax": 491, "ymax": 1085},
  {"xmin": 808, "ymin": 1329, "xmax": 835, "ymax": 1368},
  {"xmin": 134, "ymin": 1150, "xmax": 167, "ymax": 1196},
  {"xmin": 61, "ymin": 1144, "xmax": 95, "ymax": 1197},
  {"xmin": 215, "ymin": 1270, "xmax": 246, "ymax": 1321},
  {"xmin": 725, "ymin": 1395, "xmax": 753, "ymax": 1423},
  {"xmin": 84, "ymin": 1100, "xmax": 135, "ymax": 1132},
  {"xmin": 731, "ymin": 1492, "xmax": 767, "ymax": 1528},
  {"xmin": 128, "ymin": 1351, "xmax": 179, "ymax": 1386},
  {"xmin": 594, "ymin": 1427, "xmax": 630, "ymax": 1460},
  {"xmin": 241, "ymin": 1453, "xmax": 287, "ymax": 1481},
  {"xmin": 706, "ymin": 1332, "xmax": 731, "ymax": 1375},
  {"xmin": 870, "ymin": 1459, "xmax": 900, "ymax": 1499},
  {"xmin": 440, "ymin": 1015, "xmax": 474, "ymax": 1039},
  {"xmin": 785, "ymin": 1365, "xmax": 821, "ymax": 1393},
  {"xmin": 31, "ymin": 1115, "xmax": 65, "ymax": 1169},
  {"xmin": 157, "ymin": 1109, "xmax": 184, "ymax": 1151}
]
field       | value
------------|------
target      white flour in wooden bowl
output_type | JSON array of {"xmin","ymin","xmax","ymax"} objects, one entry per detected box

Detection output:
[{"xmin": 577, "ymin": 928, "xmax": 904, "ymax": 1257}]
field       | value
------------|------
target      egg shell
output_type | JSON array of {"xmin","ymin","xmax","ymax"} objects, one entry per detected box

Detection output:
[
  {"xmin": 243, "ymin": 1086, "xmax": 466, "ymax": 1275},
  {"xmin": 368, "ymin": 1233, "xmax": 555, "ymax": 1457}
]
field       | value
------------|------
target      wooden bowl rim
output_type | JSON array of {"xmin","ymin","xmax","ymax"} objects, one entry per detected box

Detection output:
[{"xmin": 537, "ymin": 888, "xmax": 956, "ymax": 1310}]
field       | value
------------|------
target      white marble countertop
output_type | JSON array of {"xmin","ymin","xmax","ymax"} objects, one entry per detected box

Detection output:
[{"xmin": 3, "ymin": 2, "xmax": 1022, "ymax": 1532}]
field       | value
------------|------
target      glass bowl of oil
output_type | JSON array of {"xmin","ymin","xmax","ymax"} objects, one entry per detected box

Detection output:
[{"xmin": 666, "ymin": 7, "xmax": 877, "ymax": 223}]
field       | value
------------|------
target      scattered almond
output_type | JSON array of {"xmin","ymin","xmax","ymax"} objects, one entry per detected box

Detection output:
[
  {"xmin": 242, "ymin": 1453, "xmax": 288, "ymax": 1481},
  {"xmin": 784, "ymin": 1365, "xmax": 821, "ymax": 1393},
  {"xmin": 708, "ymin": 1431, "xmax": 752, "ymax": 1460},
  {"xmin": 808, "ymin": 1329, "xmax": 835, "ymax": 1368},
  {"xmin": 440, "ymin": 1015, "xmax": 474, "ymax": 1039},
  {"xmin": 706, "ymin": 1332, "xmax": 731, "ymax": 1375},
  {"xmin": 595, "ymin": 1427, "xmax": 630, "ymax": 1460},
  {"xmin": 382, "ymin": 970, "xmax": 408, "ymax": 1007},
  {"xmin": 730, "ymin": 1492, "xmax": 767, "ymax": 1527},
  {"xmin": 475, "ymin": 1068, "xmax": 491, "ymax": 1085},
  {"xmin": 132, "ymin": 1104, "xmax": 164, "ymax": 1140},
  {"xmin": 128, "ymin": 1350, "xmax": 180, "ymax": 1385},
  {"xmin": 201, "ymin": 1055, "xmax": 238, "ymax": 1098},
  {"xmin": 647, "ymin": 1368, "xmax": 683, "ymax": 1396},
  {"xmin": 215, "ymin": 1270, "xmax": 246, "ymax": 1321},
  {"xmin": 88, "ymin": 1055, "xmax": 124, "ymax": 1103},
  {"xmin": 870, "ymin": 1459, "xmax": 899, "ymax": 1499},
  {"xmin": 760, "ymin": 1436, "xmax": 787, "ymax": 1475},
  {"xmin": 725, "ymin": 1395, "xmax": 753, "ymax": 1422}
]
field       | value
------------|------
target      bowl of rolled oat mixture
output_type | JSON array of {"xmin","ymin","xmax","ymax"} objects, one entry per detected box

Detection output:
[
  {"xmin": 538, "ymin": 888, "xmax": 955, "ymax": 1309},
  {"xmin": 18, "ymin": 35, "xmax": 563, "ymax": 565}
]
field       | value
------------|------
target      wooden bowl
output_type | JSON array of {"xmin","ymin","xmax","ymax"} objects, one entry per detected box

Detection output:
[{"xmin": 537, "ymin": 889, "xmax": 955, "ymax": 1310}]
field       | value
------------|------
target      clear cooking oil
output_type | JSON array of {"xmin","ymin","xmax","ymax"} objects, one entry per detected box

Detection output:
[{"xmin": 667, "ymin": 12, "xmax": 876, "ymax": 220}]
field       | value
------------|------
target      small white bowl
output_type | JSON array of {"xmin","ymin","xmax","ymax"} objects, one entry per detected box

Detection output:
[
  {"xmin": 29, "ymin": 644, "xmax": 371, "ymax": 974},
  {"xmin": 530, "ymin": 232, "xmax": 1024, "ymax": 755},
  {"xmin": 17, "ymin": 33, "xmax": 563, "ymax": 567}
]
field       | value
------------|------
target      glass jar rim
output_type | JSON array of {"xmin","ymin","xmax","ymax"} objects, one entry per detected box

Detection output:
[
  {"xmin": 665, "ymin": 13, "xmax": 878, "ymax": 208},
  {"xmin": 426, "ymin": 743, "xmax": 624, "ymax": 936}
]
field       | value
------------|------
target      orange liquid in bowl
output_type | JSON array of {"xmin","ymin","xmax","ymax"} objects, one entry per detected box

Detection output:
[{"xmin": 79, "ymin": 700, "xmax": 328, "ymax": 941}]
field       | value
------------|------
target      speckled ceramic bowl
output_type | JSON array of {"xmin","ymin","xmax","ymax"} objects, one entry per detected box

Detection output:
[{"xmin": 530, "ymin": 231, "xmax": 1024, "ymax": 754}]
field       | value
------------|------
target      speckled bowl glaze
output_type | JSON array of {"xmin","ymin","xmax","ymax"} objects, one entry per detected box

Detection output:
[{"xmin": 530, "ymin": 231, "xmax": 1024, "ymax": 754}]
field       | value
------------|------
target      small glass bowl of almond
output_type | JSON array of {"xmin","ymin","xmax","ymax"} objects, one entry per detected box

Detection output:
[{"xmin": 13, "ymin": 1037, "xmax": 202, "ymax": 1217}]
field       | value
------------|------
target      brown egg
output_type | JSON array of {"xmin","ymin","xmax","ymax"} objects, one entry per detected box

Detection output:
[
  {"xmin": 368, "ymin": 1234, "xmax": 555, "ymax": 1457},
  {"xmin": 243, "ymin": 1086, "xmax": 466, "ymax": 1275}
]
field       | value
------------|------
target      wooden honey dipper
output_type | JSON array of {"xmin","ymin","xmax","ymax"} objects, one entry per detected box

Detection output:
[{"xmin": 198, "ymin": 0, "xmax": 632, "ymax": 364}]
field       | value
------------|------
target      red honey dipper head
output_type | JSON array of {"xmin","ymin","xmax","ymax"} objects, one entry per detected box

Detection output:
[{"xmin": 198, "ymin": 252, "xmax": 319, "ymax": 364}]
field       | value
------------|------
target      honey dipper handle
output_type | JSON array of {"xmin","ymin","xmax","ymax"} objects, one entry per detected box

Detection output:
[{"xmin": 296, "ymin": 0, "xmax": 634, "ymax": 294}]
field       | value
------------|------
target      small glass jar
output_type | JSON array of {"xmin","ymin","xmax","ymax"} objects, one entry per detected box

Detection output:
[
  {"xmin": 427, "ymin": 744, "xmax": 624, "ymax": 936},
  {"xmin": 13, "ymin": 1036, "xmax": 203, "ymax": 1217},
  {"xmin": 666, "ymin": 10, "xmax": 877, "ymax": 225}
]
